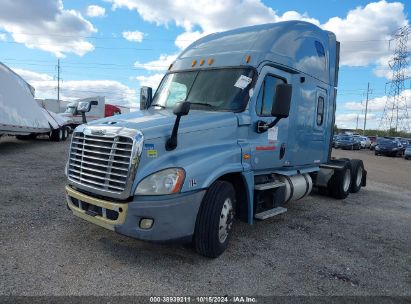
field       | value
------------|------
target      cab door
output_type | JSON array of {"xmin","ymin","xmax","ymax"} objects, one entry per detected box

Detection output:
[{"xmin": 249, "ymin": 67, "xmax": 291, "ymax": 171}]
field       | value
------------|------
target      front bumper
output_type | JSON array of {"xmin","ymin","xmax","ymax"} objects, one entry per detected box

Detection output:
[
  {"xmin": 377, "ymin": 149, "xmax": 397, "ymax": 155},
  {"xmin": 66, "ymin": 186, "xmax": 205, "ymax": 243}
]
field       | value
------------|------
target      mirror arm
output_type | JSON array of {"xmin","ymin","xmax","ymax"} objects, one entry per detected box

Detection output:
[
  {"xmin": 81, "ymin": 112, "xmax": 87, "ymax": 124},
  {"xmin": 256, "ymin": 117, "xmax": 281, "ymax": 133},
  {"xmin": 166, "ymin": 115, "xmax": 182, "ymax": 151}
]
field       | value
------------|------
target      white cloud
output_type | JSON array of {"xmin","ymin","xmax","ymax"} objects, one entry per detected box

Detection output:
[
  {"xmin": 11, "ymin": 67, "xmax": 138, "ymax": 107},
  {"xmin": 111, "ymin": 0, "xmax": 277, "ymax": 33},
  {"xmin": 175, "ymin": 31, "xmax": 205, "ymax": 50},
  {"xmin": 336, "ymin": 113, "xmax": 379, "ymax": 129},
  {"xmin": 135, "ymin": 73, "xmax": 164, "ymax": 90},
  {"xmin": 12, "ymin": 68, "xmax": 53, "ymax": 82},
  {"xmin": 344, "ymin": 90, "xmax": 411, "ymax": 112},
  {"xmin": 87, "ymin": 5, "xmax": 106, "ymax": 17},
  {"xmin": 122, "ymin": 30, "xmax": 145, "ymax": 42},
  {"xmin": 0, "ymin": 33, "xmax": 6, "ymax": 41},
  {"xmin": 323, "ymin": 1, "xmax": 408, "ymax": 66},
  {"xmin": 111, "ymin": 0, "xmax": 409, "ymax": 70},
  {"xmin": 0, "ymin": 0, "xmax": 96, "ymax": 57},
  {"xmin": 338, "ymin": 90, "xmax": 411, "ymax": 129},
  {"xmin": 134, "ymin": 53, "xmax": 178, "ymax": 71}
]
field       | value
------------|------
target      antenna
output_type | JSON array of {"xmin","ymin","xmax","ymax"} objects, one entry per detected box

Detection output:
[{"xmin": 379, "ymin": 25, "xmax": 410, "ymax": 134}]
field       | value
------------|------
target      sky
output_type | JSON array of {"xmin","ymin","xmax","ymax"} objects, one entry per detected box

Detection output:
[{"xmin": 0, "ymin": 0, "xmax": 410, "ymax": 130}]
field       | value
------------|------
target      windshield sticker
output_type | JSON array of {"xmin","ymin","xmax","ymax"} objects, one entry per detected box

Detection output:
[
  {"xmin": 268, "ymin": 127, "xmax": 278, "ymax": 143},
  {"xmin": 234, "ymin": 75, "xmax": 252, "ymax": 89},
  {"xmin": 147, "ymin": 150, "xmax": 158, "ymax": 158}
]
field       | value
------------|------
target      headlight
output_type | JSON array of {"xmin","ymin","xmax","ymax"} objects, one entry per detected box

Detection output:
[
  {"xmin": 375, "ymin": 146, "xmax": 380, "ymax": 150},
  {"xmin": 135, "ymin": 168, "xmax": 185, "ymax": 195}
]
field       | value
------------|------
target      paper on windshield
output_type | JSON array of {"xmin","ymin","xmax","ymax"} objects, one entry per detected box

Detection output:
[{"xmin": 234, "ymin": 75, "xmax": 252, "ymax": 89}]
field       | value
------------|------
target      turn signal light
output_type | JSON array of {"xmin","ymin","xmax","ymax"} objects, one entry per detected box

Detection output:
[
  {"xmin": 192, "ymin": 60, "xmax": 197, "ymax": 67},
  {"xmin": 200, "ymin": 59, "xmax": 205, "ymax": 66},
  {"xmin": 208, "ymin": 58, "xmax": 214, "ymax": 65},
  {"xmin": 245, "ymin": 55, "xmax": 251, "ymax": 63}
]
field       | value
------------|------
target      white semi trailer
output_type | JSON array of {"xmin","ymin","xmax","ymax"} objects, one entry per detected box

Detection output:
[{"xmin": 0, "ymin": 62, "xmax": 70, "ymax": 141}]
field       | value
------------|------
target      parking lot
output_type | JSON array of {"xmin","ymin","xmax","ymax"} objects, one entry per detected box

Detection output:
[{"xmin": 0, "ymin": 136, "xmax": 410, "ymax": 296}]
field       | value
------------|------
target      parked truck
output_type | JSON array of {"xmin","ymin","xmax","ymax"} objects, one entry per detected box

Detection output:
[
  {"xmin": 64, "ymin": 21, "xmax": 367, "ymax": 257},
  {"xmin": 0, "ymin": 62, "xmax": 70, "ymax": 141},
  {"xmin": 61, "ymin": 97, "xmax": 129, "ymax": 129}
]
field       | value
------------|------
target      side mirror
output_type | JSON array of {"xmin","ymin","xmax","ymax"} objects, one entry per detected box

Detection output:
[
  {"xmin": 77, "ymin": 100, "xmax": 98, "ymax": 113},
  {"xmin": 271, "ymin": 84, "xmax": 292, "ymax": 118},
  {"xmin": 140, "ymin": 86, "xmax": 153, "ymax": 110},
  {"xmin": 166, "ymin": 102, "xmax": 191, "ymax": 151},
  {"xmin": 256, "ymin": 84, "xmax": 292, "ymax": 133},
  {"xmin": 173, "ymin": 101, "xmax": 191, "ymax": 116},
  {"xmin": 77, "ymin": 100, "xmax": 98, "ymax": 124}
]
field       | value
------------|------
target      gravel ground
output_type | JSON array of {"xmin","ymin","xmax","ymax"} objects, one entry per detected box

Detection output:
[{"xmin": 0, "ymin": 136, "xmax": 410, "ymax": 296}]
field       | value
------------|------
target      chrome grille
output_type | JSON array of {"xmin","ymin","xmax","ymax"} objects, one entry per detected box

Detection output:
[{"xmin": 68, "ymin": 132, "xmax": 134, "ymax": 194}]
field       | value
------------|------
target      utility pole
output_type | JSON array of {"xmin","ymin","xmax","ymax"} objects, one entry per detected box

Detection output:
[
  {"xmin": 356, "ymin": 114, "xmax": 359, "ymax": 130},
  {"xmin": 57, "ymin": 59, "xmax": 60, "ymax": 102},
  {"xmin": 363, "ymin": 82, "xmax": 371, "ymax": 135}
]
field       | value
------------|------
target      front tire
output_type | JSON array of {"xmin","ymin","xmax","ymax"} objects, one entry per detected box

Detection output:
[{"xmin": 194, "ymin": 181, "xmax": 236, "ymax": 258}]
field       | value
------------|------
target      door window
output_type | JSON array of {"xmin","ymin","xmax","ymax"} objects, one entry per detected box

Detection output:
[
  {"xmin": 317, "ymin": 96, "xmax": 325, "ymax": 126},
  {"xmin": 256, "ymin": 75, "xmax": 285, "ymax": 116}
]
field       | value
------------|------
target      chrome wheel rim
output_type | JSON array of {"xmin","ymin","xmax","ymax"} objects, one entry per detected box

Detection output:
[
  {"xmin": 356, "ymin": 166, "xmax": 363, "ymax": 187},
  {"xmin": 218, "ymin": 198, "xmax": 234, "ymax": 243},
  {"xmin": 343, "ymin": 169, "xmax": 351, "ymax": 192}
]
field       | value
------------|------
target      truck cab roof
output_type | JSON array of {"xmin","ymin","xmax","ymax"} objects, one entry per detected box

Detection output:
[{"xmin": 171, "ymin": 21, "xmax": 338, "ymax": 86}]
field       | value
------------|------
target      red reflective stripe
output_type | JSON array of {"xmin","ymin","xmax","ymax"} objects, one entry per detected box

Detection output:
[{"xmin": 256, "ymin": 146, "xmax": 276, "ymax": 151}]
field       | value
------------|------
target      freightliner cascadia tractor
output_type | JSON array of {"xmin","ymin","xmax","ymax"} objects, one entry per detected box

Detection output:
[{"xmin": 64, "ymin": 21, "xmax": 366, "ymax": 257}]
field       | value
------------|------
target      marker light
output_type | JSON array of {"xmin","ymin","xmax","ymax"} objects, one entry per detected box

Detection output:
[
  {"xmin": 200, "ymin": 59, "xmax": 205, "ymax": 66},
  {"xmin": 208, "ymin": 58, "xmax": 214, "ymax": 65},
  {"xmin": 192, "ymin": 60, "xmax": 197, "ymax": 67},
  {"xmin": 245, "ymin": 55, "xmax": 251, "ymax": 63}
]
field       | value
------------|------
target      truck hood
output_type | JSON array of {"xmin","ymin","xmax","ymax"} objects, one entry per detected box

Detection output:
[{"xmin": 86, "ymin": 109, "xmax": 239, "ymax": 139}]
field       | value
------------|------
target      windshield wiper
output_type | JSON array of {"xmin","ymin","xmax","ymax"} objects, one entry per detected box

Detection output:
[
  {"xmin": 189, "ymin": 102, "xmax": 218, "ymax": 110},
  {"xmin": 151, "ymin": 104, "xmax": 166, "ymax": 109}
]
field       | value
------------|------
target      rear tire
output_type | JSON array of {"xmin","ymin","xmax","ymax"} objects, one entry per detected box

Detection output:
[
  {"xmin": 328, "ymin": 162, "xmax": 352, "ymax": 199},
  {"xmin": 50, "ymin": 128, "xmax": 63, "ymax": 142},
  {"xmin": 194, "ymin": 181, "xmax": 236, "ymax": 258},
  {"xmin": 349, "ymin": 159, "xmax": 364, "ymax": 193},
  {"xmin": 61, "ymin": 126, "xmax": 69, "ymax": 141}
]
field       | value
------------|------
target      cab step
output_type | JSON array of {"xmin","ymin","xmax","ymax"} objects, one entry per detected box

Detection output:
[
  {"xmin": 254, "ymin": 206, "xmax": 287, "ymax": 220},
  {"xmin": 254, "ymin": 181, "xmax": 285, "ymax": 191}
]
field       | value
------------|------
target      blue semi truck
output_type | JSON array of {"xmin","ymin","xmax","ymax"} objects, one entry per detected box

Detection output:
[{"xmin": 65, "ymin": 21, "xmax": 366, "ymax": 257}]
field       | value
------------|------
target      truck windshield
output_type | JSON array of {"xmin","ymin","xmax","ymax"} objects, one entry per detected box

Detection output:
[{"xmin": 151, "ymin": 68, "xmax": 255, "ymax": 112}]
